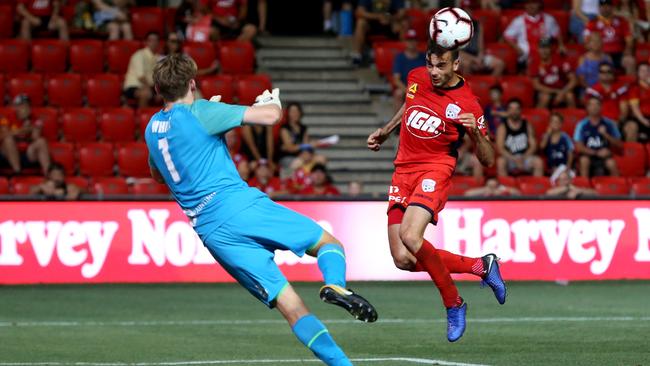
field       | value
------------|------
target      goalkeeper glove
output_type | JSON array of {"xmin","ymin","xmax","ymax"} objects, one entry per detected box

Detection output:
[{"xmin": 253, "ymin": 88, "xmax": 281, "ymax": 109}]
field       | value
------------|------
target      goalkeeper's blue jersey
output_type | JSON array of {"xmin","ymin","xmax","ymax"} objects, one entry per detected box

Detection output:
[{"xmin": 144, "ymin": 99, "xmax": 266, "ymax": 234}]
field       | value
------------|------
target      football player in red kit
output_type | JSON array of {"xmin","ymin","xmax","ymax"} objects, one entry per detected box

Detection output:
[{"xmin": 367, "ymin": 42, "xmax": 507, "ymax": 342}]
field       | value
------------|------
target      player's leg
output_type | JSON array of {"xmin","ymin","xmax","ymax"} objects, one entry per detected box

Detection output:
[{"xmin": 276, "ymin": 284, "xmax": 352, "ymax": 366}]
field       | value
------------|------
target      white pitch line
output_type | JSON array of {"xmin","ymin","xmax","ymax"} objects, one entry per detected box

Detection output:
[
  {"xmin": 0, "ymin": 358, "xmax": 488, "ymax": 366},
  {"xmin": 0, "ymin": 316, "xmax": 648, "ymax": 328}
]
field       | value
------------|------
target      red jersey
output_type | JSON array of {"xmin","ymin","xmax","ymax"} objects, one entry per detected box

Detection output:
[
  {"xmin": 583, "ymin": 16, "xmax": 631, "ymax": 54},
  {"xmin": 394, "ymin": 67, "xmax": 486, "ymax": 174},
  {"xmin": 300, "ymin": 185, "xmax": 340, "ymax": 196},
  {"xmin": 20, "ymin": 0, "xmax": 54, "ymax": 17},
  {"xmin": 212, "ymin": 0, "xmax": 241, "ymax": 18},
  {"xmin": 528, "ymin": 56, "xmax": 573, "ymax": 89},
  {"xmin": 248, "ymin": 176, "xmax": 284, "ymax": 195},
  {"xmin": 585, "ymin": 81, "xmax": 628, "ymax": 120},
  {"xmin": 627, "ymin": 82, "xmax": 650, "ymax": 116}
]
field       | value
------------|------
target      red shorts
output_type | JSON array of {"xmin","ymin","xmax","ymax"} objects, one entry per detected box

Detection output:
[{"xmin": 387, "ymin": 169, "xmax": 452, "ymax": 225}]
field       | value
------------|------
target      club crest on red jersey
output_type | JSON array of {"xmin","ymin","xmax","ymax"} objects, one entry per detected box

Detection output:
[
  {"xmin": 445, "ymin": 103, "xmax": 461, "ymax": 119},
  {"xmin": 405, "ymin": 105, "xmax": 445, "ymax": 139}
]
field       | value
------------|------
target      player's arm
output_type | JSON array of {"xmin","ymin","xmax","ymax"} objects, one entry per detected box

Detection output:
[
  {"xmin": 459, "ymin": 113, "xmax": 495, "ymax": 167},
  {"xmin": 367, "ymin": 102, "xmax": 404, "ymax": 151},
  {"xmin": 242, "ymin": 88, "xmax": 282, "ymax": 126},
  {"xmin": 199, "ymin": 89, "xmax": 282, "ymax": 135},
  {"xmin": 148, "ymin": 156, "xmax": 165, "ymax": 184}
]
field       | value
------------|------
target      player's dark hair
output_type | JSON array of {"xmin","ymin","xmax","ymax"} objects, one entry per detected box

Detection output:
[
  {"xmin": 426, "ymin": 40, "xmax": 459, "ymax": 61},
  {"xmin": 153, "ymin": 53, "xmax": 197, "ymax": 102}
]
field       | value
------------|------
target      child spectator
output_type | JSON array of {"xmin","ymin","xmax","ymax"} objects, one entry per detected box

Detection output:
[{"xmin": 539, "ymin": 113, "xmax": 575, "ymax": 172}]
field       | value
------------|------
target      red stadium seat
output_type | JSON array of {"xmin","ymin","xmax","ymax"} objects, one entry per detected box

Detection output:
[
  {"xmin": 93, "ymin": 177, "xmax": 129, "ymax": 195},
  {"xmin": 78, "ymin": 142, "xmax": 115, "ymax": 177},
  {"xmin": 219, "ymin": 40, "xmax": 255, "ymax": 74},
  {"xmin": 572, "ymin": 176, "xmax": 591, "ymax": 188},
  {"xmin": 449, "ymin": 176, "xmax": 484, "ymax": 196},
  {"xmin": 48, "ymin": 142, "xmax": 75, "ymax": 174},
  {"xmin": 31, "ymin": 40, "xmax": 68, "ymax": 73},
  {"xmin": 183, "ymin": 42, "xmax": 218, "ymax": 71},
  {"xmin": 517, "ymin": 176, "xmax": 551, "ymax": 195},
  {"xmin": 0, "ymin": 39, "xmax": 30, "ymax": 73},
  {"xmin": 199, "ymin": 75, "xmax": 235, "ymax": 104},
  {"xmin": 636, "ymin": 42, "xmax": 650, "ymax": 64},
  {"xmin": 467, "ymin": 75, "xmax": 498, "ymax": 106},
  {"xmin": 591, "ymin": 176, "xmax": 629, "ymax": 196},
  {"xmin": 106, "ymin": 40, "xmax": 141, "ymax": 74},
  {"xmin": 31, "ymin": 107, "xmax": 60, "ymax": 141},
  {"xmin": 542, "ymin": 0, "xmax": 567, "ymax": 9},
  {"xmin": 613, "ymin": 142, "xmax": 647, "ymax": 177},
  {"xmin": 0, "ymin": 74, "xmax": 4, "ymax": 104},
  {"xmin": 522, "ymin": 108, "xmax": 551, "ymax": 141},
  {"xmin": 136, "ymin": 107, "xmax": 161, "ymax": 138},
  {"xmin": 485, "ymin": 43, "xmax": 518, "ymax": 74},
  {"xmin": 164, "ymin": 7, "xmax": 177, "ymax": 34},
  {"xmin": 117, "ymin": 142, "xmax": 150, "ymax": 177},
  {"xmin": 405, "ymin": 8, "xmax": 429, "ymax": 41},
  {"xmin": 563, "ymin": 44, "xmax": 584, "ymax": 67},
  {"xmin": 647, "ymin": 143, "xmax": 650, "ymax": 164},
  {"xmin": 67, "ymin": 176, "xmax": 89, "ymax": 192},
  {"xmin": 547, "ymin": 10, "xmax": 569, "ymax": 40},
  {"xmin": 99, "ymin": 108, "xmax": 135, "ymax": 142},
  {"xmin": 630, "ymin": 177, "xmax": 650, "ymax": 195},
  {"xmin": 8, "ymin": 74, "xmax": 44, "ymax": 106},
  {"xmin": 62, "ymin": 108, "xmax": 97, "ymax": 142},
  {"xmin": 372, "ymin": 41, "xmax": 406, "ymax": 79},
  {"xmin": 497, "ymin": 176, "xmax": 517, "ymax": 187},
  {"xmin": 11, "ymin": 176, "xmax": 44, "ymax": 195},
  {"xmin": 130, "ymin": 7, "xmax": 164, "ymax": 40},
  {"xmin": 501, "ymin": 76, "xmax": 534, "ymax": 108},
  {"xmin": 0, "ymin": 176, "xmax": 8, "ymax": 194},
  {"xmin": 471, "ymin": 10, "xmax": 500, "ymax": 43},
  {"xmin": 0, "ymin": 4, "xmax": 14, "ymax": 39},
  {"xmin": 236, "ymin": 74, "xmax": 272, "ymax": 105},
  {"xmin": 132, "ymin": 177, "xmax": 169, "ymax": 195},
  {"xmin": 86, "ymin": 74, "xmax": 122, "ymax": 107},
  {"xmin": 47, "ymin": 74, "xmax": 82, "ymax": 108},
  {"xmin": 554, "ymin": 108, "xmax": 586, "ymax": 137},
  {"xmin": 70, "ymin": 40, "xmax": 104, "ymax": 74}
]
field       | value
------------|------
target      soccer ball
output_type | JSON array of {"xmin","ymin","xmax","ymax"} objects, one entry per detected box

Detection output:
[{"xmin": 429, "ymin": 7, "xmax": 474, "ymax": 50}]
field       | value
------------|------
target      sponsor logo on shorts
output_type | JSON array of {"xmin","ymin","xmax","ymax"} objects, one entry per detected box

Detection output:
[
  {"xmin": 404, "ymin": 106, "xmax": 445, "ymax": 139},
  {"xmin": 413, "ymin": 193, "xmax": 434, "ymax": 202},
  {"xmin": 388, "ymin": 186, "xmax": 406, "ymax": 203},
  {"xmin": 421, "ymin": 179, "xmax": 436, "ymax": 193}
]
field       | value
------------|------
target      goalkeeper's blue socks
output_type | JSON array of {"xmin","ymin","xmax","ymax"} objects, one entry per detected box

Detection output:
[
  {"xmin": 317, "ymin": 244, "xmax": 347, "ymax": 287},
  {"xmin": 292, "ymin": 314, "xmax": 352, "ymax": 366}
]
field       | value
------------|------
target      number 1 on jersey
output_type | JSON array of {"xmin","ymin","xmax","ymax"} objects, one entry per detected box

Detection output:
[{"xmin": 158, "ymin": 138, "xmax": 181, "ymax": 183}]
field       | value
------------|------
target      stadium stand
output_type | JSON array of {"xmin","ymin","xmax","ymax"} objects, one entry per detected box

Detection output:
[
  {"xmin": 93, "ymin": 177, "xmax": 130, "ymax": 195},
  {"xmin": 62, "ymin": 108, "xmax": 97, "ymax": 142},
  {"xmin": 70, "ymin": 40, "xmax": 105, "ymax": 74},
  {"xmin": 78, "ymin": 142, "xmax": 115, "ymax": 177},
  {"xmin": 591, "ymin": 177, "xmax": 629, "ymax": 196},
  {"xmin": 86, "ymin": 74, "xmax": 122, "ymax": 108},
  {"xmin": 8, "ymin": 74, "xmax": 44, "ymax": 106},
  {"xmin": 48, "ymin": 142, "xmax": 75, "ymax": 175},
  {"xmin": 0, "ymin": 176, "xmax": 8, "ymax": 194},
  {"xmin": 31, "ymin": 40, "xmax": 68, "ymax": 73},
  {"xmin": 0, "ymin": 39, "xmax": 30, "ymax": 73},
  {"xmin": 219, "ymin": 40, "xmax": 256, "ymax": 74},
  {"xmin": 47, "ymin": 74, "xmax": 83, "ymax": 108},
  {"xmin": 199, "ymin": 75, "xmax": 236, "ymax": 104},
  {"xmin": 106, "ymin": 40, "xmax": 142, "ymax": 74},
  {"xmin": 99, "ymin": 108, "xmax": 136, "ymax": 142},
  {"xmin": 117, "ymin": 142, "xmax": 150, "ymax": 178}
]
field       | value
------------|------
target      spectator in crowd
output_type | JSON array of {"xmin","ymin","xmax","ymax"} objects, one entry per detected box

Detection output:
[
  {"xmin": 459, "ymin": 18, "xmax": 505, "ymax": 78},
  {"xmin": 583, "ymin": 0, "xmax": 635, "ymax": 74},
  {"xmin": 0, "ymin": 95, "xmax": 50, "ymax": 176},
  {"xmin": 225, "ymin": 129, "xmax": 250, "ymax": 178},
  {"xmin": 211, "ymin": 0, "xmax": 258, "ymax": 42},
  {"xmin": 464, "ymin": 178, "xmax": 521, "ymax": 197},
  {"xmin": 570, "ymin": 0, "xmax": 600, "ymax": 42},
  {"xmin": 456, "ymin": 135, "xmax": 485, "ymax": 180},
  {"xmin": 164, "ymin": 32, "xmax": 219, "ymax": 76},
  {"xmin": 186, "ymin": 0, "xmax": 218, "ymax": 42},
  {"xmin": 289, "ymin": 144, "xmax": 319, "ymax": 193},
  {"xmin": 241, "ymin": 121, "xmax": 274, "ymax": 169},
  {"xmin": 73, "ymin": 1, "xmax": 97, "ymax": 32},
  {"xmin": 504, "ymin": 0, "xmax": 564, "ymax": 69},
  {"xmin": 392, "ymin": 29, "xmax": 426, "ymax": 110},
  {"xmin": 30, "ymin": 163, "xmax": 81, "ymax": 200},
  {"xmin": 585, "ymin": 62, "xmax": 629, "ymax": 122},
  {"xmin": 625, "ymin": 62, "xmax": 650, "ymax": 142},
  {"xmin": 279, "ymin": 102, "xmax": 326, "ymax": 173},
  {"xmin": 351, "ymin": 0, "xmax": 406, "ymax": 65},
  {"xmin": 576, "ymin": 32, "xmax": 613, "ymax": 88},
  {"xmin": 529, "ymin": 38, "xmax": 577, "ymax": 108},
  {"xmin": 539, "ymin": 112, "xmax": 575, "ymax": 172},
  {"xmin": 247, "ymin": 0, "xmax": 268, "ymax": 35},
  {"xmin": 574, "ymin": 96, "xmax": 622, "ymax": 177},
  {"xmin": 347, "ymin": 180, "xmax": 363, "ymax": 196},
  {"xmin": 18, "ymin": 0, "xmax": 69, "ymax": 41},
  {"xmin": 91, "ymin": 0, "xmax": 134, "ymax": 40},
  {"xmin": 124, "ymin": 32, "xmax": 159, "ymax": 108},
  {"xmin": 299, "ymin": 163, "xmax": 340, "ymax": 196},
  {"xmin": 323, "ymin": 0, "xmax": 353, "ymax": 36},
  {"xmin": 614, "ymin": 0, "xmax": 647, "ymax": 40},
  {"xmin": 495, "ymin": 99, "xmax": 545, "ymax": 177},
  {"xmin": 483, "ymin": 85, "xmax": 508, "ymax": 136},
  {"xmin": 175, "ymin": 0, "xmax": 198, "ymax": 38},
  {"xmin": 248, "ymin": 159, "xmax": 287, "ymax": 198},
  {"xmin": 546, "ymin": 164, "xmax": 597, "ymax": 198}
]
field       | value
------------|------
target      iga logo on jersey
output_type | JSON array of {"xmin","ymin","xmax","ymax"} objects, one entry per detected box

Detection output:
[{"xmin": 405, "ymin": 106, "xmax": 445, "ymax": 139}]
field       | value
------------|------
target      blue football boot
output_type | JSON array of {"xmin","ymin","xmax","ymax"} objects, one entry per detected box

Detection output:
[
  {"xmin": 446, "ymin": 301, "xmax": 467, "ymax": 342},
  {"xmin": 481, "ymin": 254, "xmax": 507, "ymax": 305}
]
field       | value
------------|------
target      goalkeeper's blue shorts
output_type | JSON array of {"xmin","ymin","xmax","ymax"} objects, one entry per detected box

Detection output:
[{"xmin": 201, "ymin": 196, "xmax": 324, "ymax": 307}]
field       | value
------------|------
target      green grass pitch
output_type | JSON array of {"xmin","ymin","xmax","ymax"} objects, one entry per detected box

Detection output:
[{"xmin": 1, "ymin": 281, "xmax": 648, "ymax": 365}]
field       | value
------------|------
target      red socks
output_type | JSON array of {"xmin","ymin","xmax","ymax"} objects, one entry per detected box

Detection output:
[
  {"xmin": 414, "ymin": 242, "xmax": 461, "ymax": 308},
  {"xmin": 412, "ymin": 239, "xmax": 484, "ymax": 276}
]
